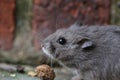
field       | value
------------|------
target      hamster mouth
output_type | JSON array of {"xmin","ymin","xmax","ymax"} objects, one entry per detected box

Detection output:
[{"xmin": 42, "ymin": 47, "xmax": 75, "ymax": 68}]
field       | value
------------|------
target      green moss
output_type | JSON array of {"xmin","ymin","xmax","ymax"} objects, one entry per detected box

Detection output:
[
  {"xmin": 16, "ymin": 0, "xmax": 33, "ymax": 20},
  {"xmin": 111, "ymin": 0, "xmax": 120, "ymax": 25},
  {"xmin": 15, "ymin": 0, "xmax": 33, "ymax": 33}
]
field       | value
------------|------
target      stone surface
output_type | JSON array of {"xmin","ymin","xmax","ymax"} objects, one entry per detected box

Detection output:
[
  {"xmin": 0, "ymin": 70, "xmax": 39, "ymax": 80},
  {"xmin": 0, "ymin": 0, "xmax": 15, "ymax": 50},
  {"xmin": 0, "ymin": 67, "xmax": 73, "ymax": 80},
  {"xmin": 33, "ymin": 0, "xmax": 111, "ymax": 49}
]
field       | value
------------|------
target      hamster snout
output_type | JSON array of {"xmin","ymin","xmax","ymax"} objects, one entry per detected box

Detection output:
[
  {"xmin": 41, "ymin": 42, "xmax": 56, "ymax": 59},
  {"xmin": 41, "ymin": 42, "xmax": 50, "ymax": 49}
]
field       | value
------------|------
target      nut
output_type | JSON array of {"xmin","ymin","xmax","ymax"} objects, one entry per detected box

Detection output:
[{"xmin": 35, "ymin": 65, "xmax": 55, "ymax": 80}]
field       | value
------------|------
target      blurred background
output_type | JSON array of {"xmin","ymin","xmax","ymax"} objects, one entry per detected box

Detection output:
[{"xmin": 0, "ymin": 0, "xmax": 120, "ymax": 80}]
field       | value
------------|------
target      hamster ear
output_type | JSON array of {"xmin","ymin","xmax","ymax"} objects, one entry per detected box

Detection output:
[
  {"xmin": 81, "ymin": 39, "xmax": 93, "ymax": 49},
  {"xmin": 77, "ymin": 38, "xmax": 94, "ymax": 49}
]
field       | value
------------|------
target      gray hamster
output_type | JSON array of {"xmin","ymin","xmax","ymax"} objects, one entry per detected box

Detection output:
[{"xmin": 41, "ymin": 24, "xmax": 120, "ymax": 80}]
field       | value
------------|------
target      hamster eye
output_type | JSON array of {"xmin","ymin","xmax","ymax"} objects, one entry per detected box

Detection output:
[{"xmin": 57, "ymin": 37, "xmax": 66, "ymax": 45}]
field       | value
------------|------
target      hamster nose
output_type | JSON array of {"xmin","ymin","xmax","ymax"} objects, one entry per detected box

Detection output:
[
  {"xmin": 41, "ymin": 42, "xmax": 51, "ymax": 48},
  {"xmin": 41, "ymin": 42, "xmax": 50, "ymax": 47},
  {"xmin": 41, "ymin": 43, "xmax": 45, "ymax": 48}
]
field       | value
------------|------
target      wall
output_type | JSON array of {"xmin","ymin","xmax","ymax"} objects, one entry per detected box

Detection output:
[{"xmin": 0, "ymin": 0, "xmax": 120, "ymax": 65}]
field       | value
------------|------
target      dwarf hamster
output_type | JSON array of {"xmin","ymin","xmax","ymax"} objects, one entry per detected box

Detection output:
[{"xmin": 41, "ymin": 24, "xmax": 120, "ymax": 80}]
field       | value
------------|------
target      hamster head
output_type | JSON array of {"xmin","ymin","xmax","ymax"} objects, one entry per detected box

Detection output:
[{"xmin": 41, "ymin": 28, "xmax": 94, "ymax": 67}]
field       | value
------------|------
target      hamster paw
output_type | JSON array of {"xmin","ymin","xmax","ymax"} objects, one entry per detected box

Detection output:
[{"xmin": 71, "ymin": 75, "xmax": 84, "ymax": 80}]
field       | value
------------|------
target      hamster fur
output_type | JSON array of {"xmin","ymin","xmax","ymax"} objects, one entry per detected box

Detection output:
[{"xmin": 41, "ymin": 24, "xmax": 120, "ymax": 80}]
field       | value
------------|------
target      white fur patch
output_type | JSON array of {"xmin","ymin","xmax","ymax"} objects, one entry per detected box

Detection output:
[{"xmin": 42, "ymin": 47, "xmax": 54, "ymax": 59}]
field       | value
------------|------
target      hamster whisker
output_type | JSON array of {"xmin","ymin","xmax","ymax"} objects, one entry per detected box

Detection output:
[{"xmin": 50, "ymin": 57, "xmax": 53, "ymax": 68}]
